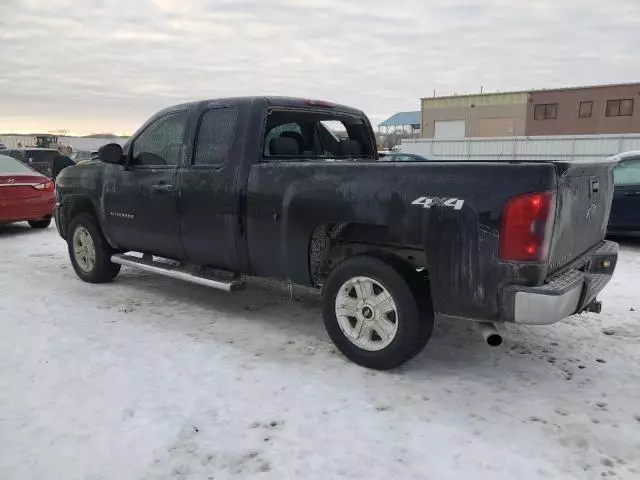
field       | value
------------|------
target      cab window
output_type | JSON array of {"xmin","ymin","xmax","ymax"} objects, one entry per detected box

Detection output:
[
  {"xmin": 264, "ymin": 123, "xmax": 302, "ymax": 156},
  {"xmin": 263, "ymin": 110, "xmax": 372, "ymax": 160},
  {"xmin": 132, "ymin": 111, "xmax": 188, "ymax": 166},
  {"xmin": 194, "ymin": 107, "xmax": 237, "ymax": 166}
]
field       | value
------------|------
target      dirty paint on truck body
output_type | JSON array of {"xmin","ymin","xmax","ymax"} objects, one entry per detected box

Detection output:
[{"xmin": 55, "ymin": 96, "xmax": 618, "ymax": 326}]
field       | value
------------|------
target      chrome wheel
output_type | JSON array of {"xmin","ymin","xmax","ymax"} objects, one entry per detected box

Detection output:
[
  {"xmin": 335, "ymin": 276, "xmax": 399, "ymax": 351},
  {"xmin": 72, "ymin": 226, "xmax": 96, "ymax": 273}
]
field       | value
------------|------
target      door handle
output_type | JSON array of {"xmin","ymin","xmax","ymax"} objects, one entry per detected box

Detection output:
[
  {"xmin": 624, "ymin": 191, "xmax": 640, "ymax": 196},
  {"xmin": 152, "ymin": 183, "xmax": 175, "ymax": 193}
]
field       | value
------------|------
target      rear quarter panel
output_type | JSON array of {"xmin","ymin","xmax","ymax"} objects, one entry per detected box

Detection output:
[{"xmin": 246, "ymin": 161, "xmax": 558, "ymax": 322}]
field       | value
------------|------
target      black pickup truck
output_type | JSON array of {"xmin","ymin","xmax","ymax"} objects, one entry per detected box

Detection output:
[{"xmin": 54, "ymin": 96, "xmax": 619, "ymax": 369}]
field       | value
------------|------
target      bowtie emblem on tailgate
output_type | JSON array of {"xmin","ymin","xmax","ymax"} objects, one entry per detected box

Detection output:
[{"xmin": 586, "ymin": 176, "xmax": 600, "ymax": 221}]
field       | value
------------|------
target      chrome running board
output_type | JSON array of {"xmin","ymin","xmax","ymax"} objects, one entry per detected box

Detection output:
[{"xmin": 111, "ymin": 253, "xmax": 243, "ymax": 292}]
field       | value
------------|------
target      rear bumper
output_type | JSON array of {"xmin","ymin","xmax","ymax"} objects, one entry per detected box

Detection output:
[
  {"xmin": 0, "ymin": 195, "xmax": 55, "ymax": 223},
  {"xmin": 501, "ymin": 241, "xmax": 618, "ymax": 325}
]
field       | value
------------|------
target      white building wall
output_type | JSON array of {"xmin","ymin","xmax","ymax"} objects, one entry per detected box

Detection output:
[
  {"xmin": 0, "ymin": 135, "xmax": 33, "ymax": 149},
  {"xmin": 433, "ymin": 120, "xmax": 466, "ymax": 139},
  {"xmin": 0, "ymin": 135, "xmax": 128, "ymax": 151}
]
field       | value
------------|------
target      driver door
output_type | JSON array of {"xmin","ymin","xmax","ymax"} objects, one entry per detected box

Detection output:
[{"xmin": 104, "ymin": 110, "xmax": 188, "ymax": 259}]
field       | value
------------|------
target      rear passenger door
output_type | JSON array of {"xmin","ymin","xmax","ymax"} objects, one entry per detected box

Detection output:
[{"xmin": 179, "ymin": 105, "xmax": 240, "ymax": 270}]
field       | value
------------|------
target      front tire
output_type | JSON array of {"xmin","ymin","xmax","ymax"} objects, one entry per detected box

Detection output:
[
  {"xmin": 29, "ymin": 219, "xmax": 51, "ymax": 229},
  {"xmin": 322, "ymin": 255, "xmax": 434, "ymax": 370},
  {"xmin": 67, "ymin": 213, "xmax": 120, "ymax": 283}
]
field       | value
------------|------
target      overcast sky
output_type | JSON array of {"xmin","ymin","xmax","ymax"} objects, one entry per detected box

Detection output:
[{"xmin": 0, "ymin": 0, "xmax": 638, "ymax": 135}]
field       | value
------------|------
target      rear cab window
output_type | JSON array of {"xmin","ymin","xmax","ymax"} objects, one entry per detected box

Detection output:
[{"xmin": 262, "ymin": 109, "xmax": 374, "ymax": 160}]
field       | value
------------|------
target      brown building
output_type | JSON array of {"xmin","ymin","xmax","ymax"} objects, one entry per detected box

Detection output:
[
  {"xmin": 525, "ymin": 83, "xmax": 640, "ymax": 136},
  {"xmin": 420, "ymin": 83, "xmax": 640, "ymax": 139}
]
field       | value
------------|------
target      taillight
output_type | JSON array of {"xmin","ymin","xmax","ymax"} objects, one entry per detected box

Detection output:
[
  {"xmin": 500, "ymin": 191, "xmax": 556, "ymax": 262},
  {"xmin": 33, "ymin": 181, "xmax": 55, "ymax": 192}
]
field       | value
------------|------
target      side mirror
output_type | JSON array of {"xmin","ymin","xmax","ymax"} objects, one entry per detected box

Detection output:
[{"xmin": 99, "ymin": 143, "xmax": 124, "ymax": 165}]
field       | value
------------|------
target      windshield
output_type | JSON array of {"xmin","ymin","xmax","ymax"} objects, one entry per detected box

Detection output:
[
  {"xmin": 614, "ymin": 159, "xmax": 640, "ymax": 186},
  {"xmin": 0, "ymin": 154, "xmax": 36, "ymax": 174}
]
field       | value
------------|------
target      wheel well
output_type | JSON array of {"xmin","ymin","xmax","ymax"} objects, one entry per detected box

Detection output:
[
  {"xmin": 62, "ymin": 196, "xmax": 97, "ymax": 238},
  {"xmin": 309, "ymin": 223, "xmax": 427, "ymax": 286}
]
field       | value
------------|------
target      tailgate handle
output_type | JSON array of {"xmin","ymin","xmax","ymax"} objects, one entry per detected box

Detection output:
[{"xmin": 152, "ymin": 183, "xmax": 175, "ymax": 193}]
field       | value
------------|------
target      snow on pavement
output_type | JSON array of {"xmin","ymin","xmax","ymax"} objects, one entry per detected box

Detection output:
[{"xmin": 1, "ymin": 224, "xmax": 639, "ymax": 480}]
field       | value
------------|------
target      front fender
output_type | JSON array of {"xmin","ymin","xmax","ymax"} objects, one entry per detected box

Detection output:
[{"xmin": 57, "ymin": 194, "xmax": 115, "ymax": 248}]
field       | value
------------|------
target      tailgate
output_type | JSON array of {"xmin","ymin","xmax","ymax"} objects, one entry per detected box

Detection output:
[{"xmin": 548, "ymin": 160, "xmax": 616, "ymax": 272}]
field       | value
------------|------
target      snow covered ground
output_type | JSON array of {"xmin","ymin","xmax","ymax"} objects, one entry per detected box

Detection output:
[{"xmin": 1, "ymin": 224, "xmax": 639, "ymax": 480}]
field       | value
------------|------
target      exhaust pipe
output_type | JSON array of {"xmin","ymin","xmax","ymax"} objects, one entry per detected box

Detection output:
[{"xmin": 478, "ymin": 322, "xmax": 503, "ymax": 347}]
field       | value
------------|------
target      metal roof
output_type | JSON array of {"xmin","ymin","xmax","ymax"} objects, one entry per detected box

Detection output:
[
  {"xmin": 420, "ymin": 82, "xmax": 640, "ymax": 101},
  {"xmin": 379, "ymin": 111, "xmax": 421, "ymax": 127}
]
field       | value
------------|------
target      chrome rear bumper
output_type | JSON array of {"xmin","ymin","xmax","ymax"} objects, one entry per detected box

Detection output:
[{"xmin": 505, "ymin": 241, "xmax": 618, "ymax": 325}]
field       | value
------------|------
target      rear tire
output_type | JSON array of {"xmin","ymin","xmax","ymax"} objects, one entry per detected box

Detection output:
[
  {"xmin": 29, "ymin": 219, "xmax": 51, "ymax": 229},
  {"xmin": 67, "ymin": 213, "xmax": 120, "ymax": 283},
  {"xmin": 322, "ymin": 255, "xmax": 434, "ymax": 370}
]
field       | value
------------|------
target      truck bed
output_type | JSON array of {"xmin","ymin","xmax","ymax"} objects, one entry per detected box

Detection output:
[{"xmin": 246, "ymin": 158, "xmax": 616, "ymax": 323}]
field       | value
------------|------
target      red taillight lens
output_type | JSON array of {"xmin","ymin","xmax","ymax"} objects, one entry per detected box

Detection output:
[
  {"xmin": 32, "ymin": 181, "xmax": 55, "ymax": 192},
  {"xmin": 500, "ymin": 191, "xmax": 556, "ymax": 262}
]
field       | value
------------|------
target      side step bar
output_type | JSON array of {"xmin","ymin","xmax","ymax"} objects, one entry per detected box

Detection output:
[{"xmin": 110, "ymin": 254, "xmax": 243, "ymax": 292}]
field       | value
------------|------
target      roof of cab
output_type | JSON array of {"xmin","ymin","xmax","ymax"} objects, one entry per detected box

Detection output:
[{"xmin": 156, "ymin": 96, "xmax": 365, "ymax": 116}]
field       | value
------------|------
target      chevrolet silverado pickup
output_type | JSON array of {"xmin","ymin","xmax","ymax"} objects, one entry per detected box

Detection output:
[{"xmin": 54, "ymin": 96, "xmax": 619, "ymax": 369}]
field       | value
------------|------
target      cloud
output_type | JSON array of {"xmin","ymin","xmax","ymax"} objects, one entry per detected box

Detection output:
[{"xmin": 0, "ymin": 0, "xmax": 638, "ymax": 134}]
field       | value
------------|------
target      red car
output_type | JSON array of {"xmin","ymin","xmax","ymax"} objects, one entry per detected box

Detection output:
[{"xmin": 0, "ymin": 153, "xmax": 56, "ymax": 228}]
